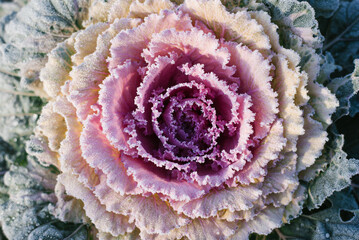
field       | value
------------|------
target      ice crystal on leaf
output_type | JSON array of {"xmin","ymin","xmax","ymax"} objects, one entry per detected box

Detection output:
[{"xmin": 0, "ymin": 0, "xmax": 358, "ymax": 239}]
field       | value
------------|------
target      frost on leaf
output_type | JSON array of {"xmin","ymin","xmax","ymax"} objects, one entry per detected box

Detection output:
[
  {"xmin": 0, "ymin": 72, "xmax": 43, "ymax": 147},
  {"xmin": 0, "ymin": 0, "xmax": 91, "ymax": 94},
  {"xmin": 307, "ymin": 130, "xmax": 359, "ymax": 210},
  {"xmin": 262, "ymin": 0, "xmax": 323, "ymax": 48},
  {"xmin": 349, "ymin": 60, "xmax": 359, "ymax": 117},
  {"xmin": 279, "ymin": 191, "xmax": 359, "ymax": 240},
  {"xmin": 0, "ymin": 145, "xmax": 88, "ymax": 240},
  {"xmin": 327, "ymin": 59, "xmax": 359, "ymax": 122},
  {"xmin": 0, "ymin": 0, "xmax": 358, "ymax": 239}
]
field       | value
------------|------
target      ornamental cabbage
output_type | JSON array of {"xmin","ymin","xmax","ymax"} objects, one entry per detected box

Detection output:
[{"xmin": 1, "ymin": 0, "xmax": 354, "ymax": 239}]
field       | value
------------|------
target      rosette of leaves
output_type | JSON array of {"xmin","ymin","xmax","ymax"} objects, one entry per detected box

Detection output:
[{"xmin": 1, "ymin": 0, "xmax": 359, "ymax": 239}]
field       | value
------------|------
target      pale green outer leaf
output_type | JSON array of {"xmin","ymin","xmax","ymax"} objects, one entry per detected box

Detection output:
[
  {"xmin": 280, "ymin": 191, "xmax": 359, "ymax": 240},
  {"xmin": 316, "ymin": 52, "xmax": 342, "ymax": 86},
  {"xmin": 260, "ymin": 0, "xmax": 339, "ymax": 128},
  {"xmin": 349, "ymin": 94, "xmax": 359, "ymax": 117},
  {"xmin": 0, "ymin": 148, "xmax": 88, "ymax": 239},
  {"xmin": 28, "ymin": 224, "xmax": 69, "ymax": 240},
  {"xmin": 327, "ymin": 59, "xmax": 359, "ymax": 121},
  {"xmin": 28, "ymin": 223, "xmax": 88, "ymax": 240},
  {"xmin": 0, "ymin": 2, "xmax": 21, "ymax": 19},
  {"xmin": 262, "ymin": 0, "xmax": 323, "ymax": 48},
  {"xmin": 0, "ymin": 0, "xmax": 90, "ymax": 93},
  {"xmin": 0, "ymin": 201, "xmax": 48, "ymax": 239},
  {"xmin": 352, "ymin": 59, "xmax": 359, "ymax": 83},
  {"xmin": 3, "ymin": 157, "xmax": 57, "ymax": 207},
  {"xmin": 0, "ymin": 200, "xmax": 88, "ymax": 240},
  {"xmin": 349, "ymin": 60, "xmax": 359, "ymax": 117},
  {"xmin": 0, "ymin": 72, "xmax": 43, "ymax": 142},
  {"xmin": 307, "ymin": 131, "xmax": 359, "ymax": 210}
]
